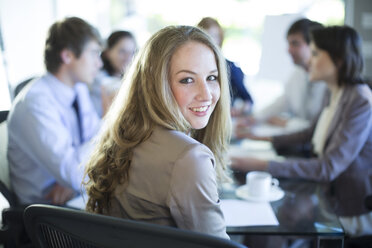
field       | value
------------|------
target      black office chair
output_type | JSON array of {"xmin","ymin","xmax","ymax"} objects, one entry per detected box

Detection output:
[
  {"xmin": 13, "ymin": 77, "xmax": 36, "ymax": 98},
  {"xmin": 24, "ymin": 204, "xmax": 246, "ymax": 248},
  {"xmin": 0, "ymin": 185, "xmax": 31, "ymax": 248},
  {"xmin": 0, "ymin": 110, "xmax": 9, "ymax": 123}
]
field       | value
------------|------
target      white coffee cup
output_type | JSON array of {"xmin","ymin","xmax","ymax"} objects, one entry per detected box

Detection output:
[{"xmin": 246, "ymin": 171, "xmax": 279, "ymax": 200}]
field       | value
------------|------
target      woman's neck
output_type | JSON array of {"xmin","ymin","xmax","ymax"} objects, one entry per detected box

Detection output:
[
  {"xmin": 326, "ymin": 77, "xmax": 340, "ymax": 94},
  {"xmin": 328, "ymin": 82, "xmax": 344, "ymax": 104}
]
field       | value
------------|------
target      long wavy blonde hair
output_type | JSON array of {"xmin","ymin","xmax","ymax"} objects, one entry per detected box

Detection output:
[{"xmin": 84, "ymin": 25, "xmax": 232, "ymax": 214}]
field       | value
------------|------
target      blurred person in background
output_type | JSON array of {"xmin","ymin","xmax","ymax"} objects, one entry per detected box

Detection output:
[
  {"xmin": 231, "ymin": 25, "xmax": 372, "ymax": 238},
  {"xmin": 197, "ymin": 17, "xmax": 253, "ymax": 116},
  {"xmin": 240, "ymin": 18, "xmax": 327, "ymax": 129},
  {"xmin": 7, "ymin": 17, "xmax": 102, "ymax": 205},
  {"xmin": 90, "ymin": 30, "xmax": 137, "ymax": 117}
]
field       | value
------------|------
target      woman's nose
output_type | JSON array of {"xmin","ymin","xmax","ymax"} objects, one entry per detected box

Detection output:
[{"xmin": 196, "ymin": 80, "xmax": 212, "ymax": 101}]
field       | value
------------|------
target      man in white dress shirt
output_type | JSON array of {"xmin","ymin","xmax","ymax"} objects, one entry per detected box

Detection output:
[
  {"xmin": 7, "ymin": 17, "xmax": 102, "ymax": 204},
  {"xmin": 254, "ymin": 18, "xmax": 327, "ymax": 127}
]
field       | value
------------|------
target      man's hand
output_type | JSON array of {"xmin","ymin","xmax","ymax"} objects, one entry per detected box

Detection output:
[{"xmin": 45, "ymin": 183, "xmax": 75, "ymax": 205}]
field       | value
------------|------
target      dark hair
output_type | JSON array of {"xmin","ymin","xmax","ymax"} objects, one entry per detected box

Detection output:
[
  {"xmin": 287, "ymin": 18, "xmax": 323, "ymax": 44},
  {"xmin": 311, "ymin": 26, "xmax": 364, "ymax": 86},
  {"xmin": 101, "ymin": 31, "xmax": 136, "ymax": 76},
  {"xmin": 44, "ymin": 17, "xmax": 102, "ymax": 73}
]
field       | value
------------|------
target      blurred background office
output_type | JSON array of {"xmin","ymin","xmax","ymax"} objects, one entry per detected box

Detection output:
[{"xmin": 0, "ymin": 0, "xmax": 371, "ymax": 113}]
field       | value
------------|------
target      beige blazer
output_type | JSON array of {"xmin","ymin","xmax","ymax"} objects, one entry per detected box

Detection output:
[
  {"xmin": 106, "ymin": 126, "xmax": 229, "ymax": 239},
  {"xmin": 269, "ymin": 84, "xmax": 372, "ymax": 216}
]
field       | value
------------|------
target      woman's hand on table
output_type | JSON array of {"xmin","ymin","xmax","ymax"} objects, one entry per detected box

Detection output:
[
  {"xmin": 235, "ymin": 130, "xmax": 272, "ymax": 142},
  {"xmin": 230, "ymin": 156, "xmax": 269, "ymax": 172}
]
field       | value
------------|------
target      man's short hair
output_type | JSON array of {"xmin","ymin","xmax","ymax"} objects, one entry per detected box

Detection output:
[
  {"xmin": 44, "ymin": 17, "xmax": 102, "ymax": 73},
  {"xmin": 287, "ymin": 18, "xmax": 323, "ymax": 44}
]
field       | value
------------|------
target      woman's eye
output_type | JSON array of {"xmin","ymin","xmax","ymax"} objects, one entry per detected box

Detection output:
[
  {"xmin": 180, "ymin": 77, "xmax": 193, "ymax": 84},
  {"xmin": 207, "ymin": 75, "xmax": 218, "ymax": 81}
]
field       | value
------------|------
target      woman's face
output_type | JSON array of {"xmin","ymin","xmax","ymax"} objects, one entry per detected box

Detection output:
[
  {"xmin": 309, "ymin": 42, "xmax": 337, "ymax": 84},
  {"xmin": 169, "ymin": 41, "xmax": 220, "ymax": 130},
  {"xmin": 106, "ymin": 37, "xmax": 136, "ymax": 75}
]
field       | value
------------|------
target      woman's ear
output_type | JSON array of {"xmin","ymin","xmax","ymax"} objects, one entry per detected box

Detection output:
[{"xmin": 60, "ymin": 49, "xmax": 73, "ymax": 64}]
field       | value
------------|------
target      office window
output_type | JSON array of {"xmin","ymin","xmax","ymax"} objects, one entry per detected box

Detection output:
[{"xmin": 0, "ymin": 0, "xmax": 344, "ymax": 111}]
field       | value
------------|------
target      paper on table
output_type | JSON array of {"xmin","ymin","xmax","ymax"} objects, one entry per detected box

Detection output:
[
  {"xmin": 228, "ymin": 142, "xmax": 278, "ymax": 161},
  {"xmin": 220, "ymin": 199, "xmax": 279, "ymax": 227},
  {"xmin": 228, "ymin": 140, "xmax": 286, "ymax": 162}
]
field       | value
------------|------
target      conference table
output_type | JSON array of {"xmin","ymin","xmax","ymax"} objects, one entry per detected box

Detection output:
[{"xmin": 225, "ymin": 137, "xmax": 345, "ymax": 248}]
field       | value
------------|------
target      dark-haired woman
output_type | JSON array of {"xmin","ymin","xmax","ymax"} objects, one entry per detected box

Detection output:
[
  {"xmin": 90, "ymin": 31, "xmax": 137, "ymax": 117},
  {"xmin": 231, "ymin": 25, "xmax": 372, "ymax": 236}
]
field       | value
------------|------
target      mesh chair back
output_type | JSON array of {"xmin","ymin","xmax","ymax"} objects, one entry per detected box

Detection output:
[
  {"xmin": 24, "ymin": 204, "xmax": 246, "ymax": 248},
  {"xmin": 38, "ymin": 223, "xmax": 99, "ymax": 248}
]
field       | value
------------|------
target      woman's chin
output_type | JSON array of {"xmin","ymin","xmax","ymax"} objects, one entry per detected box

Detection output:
[{"xmin": 190, "ymin": 122, "xmax": 208, "ymax": 130}]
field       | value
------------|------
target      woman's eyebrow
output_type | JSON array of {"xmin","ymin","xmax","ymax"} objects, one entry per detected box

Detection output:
[
  {"xmin": 176, "ymin": 69, "xmax": 196, "ymax": 75},
  {"xmin": 176, "ymin": 69, "xmax": 218, "ymax": 75}
]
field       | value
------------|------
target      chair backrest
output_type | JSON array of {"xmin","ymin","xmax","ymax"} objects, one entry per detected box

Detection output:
[
  {"xmin": 13, "ymin": 77, "xmax": 35, "ymax": 98},
  {"xmin": 0, "ymin": 110, "xmax": 9, "ymax": 123},
  {"xmin": 24, "ymin": 204, "xmax": 246, "ymax": 248}
]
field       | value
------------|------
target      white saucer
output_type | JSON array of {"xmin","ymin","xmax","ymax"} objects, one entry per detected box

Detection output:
[{"xmin": 235, "ymin": 185, "xmax": 285, "ymax": 202}]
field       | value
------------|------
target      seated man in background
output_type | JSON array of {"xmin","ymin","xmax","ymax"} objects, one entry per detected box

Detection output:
[
  {"xmin": 7, "ymin": 17, "xmax": 102, "ymax": 205},
  {"xmin": 248, "ymin": 18, "xmax": 327, "ymax": 127}
]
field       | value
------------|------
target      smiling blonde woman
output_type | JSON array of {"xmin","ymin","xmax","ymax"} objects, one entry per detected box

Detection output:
[{"xmin": 84, "ymin": 25, "xmax": 232, "ymax": 239}]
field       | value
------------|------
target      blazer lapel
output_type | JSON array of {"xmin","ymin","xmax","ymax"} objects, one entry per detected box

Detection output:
[{"xmin": 322, "ymin": 86, "xmax": 351, "ymax": 151}]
